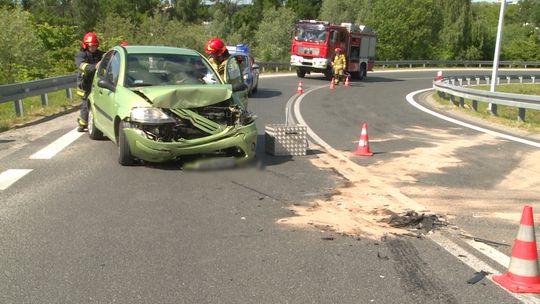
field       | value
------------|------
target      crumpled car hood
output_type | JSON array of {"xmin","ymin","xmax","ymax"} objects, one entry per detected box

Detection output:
[{"xmin": 138, "ymin": 84, "xmax": 232, "ymax": 109}]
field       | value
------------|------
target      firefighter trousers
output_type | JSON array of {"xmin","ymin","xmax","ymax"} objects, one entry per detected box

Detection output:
[{"xmin": 78, "ymin": 91, "xmax": 90, "ymax": 127}]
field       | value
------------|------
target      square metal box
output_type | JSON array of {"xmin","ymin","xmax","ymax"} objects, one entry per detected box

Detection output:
[{"xmin": 264, "ymin": 124, "xmax": 307, "ymax": 156}]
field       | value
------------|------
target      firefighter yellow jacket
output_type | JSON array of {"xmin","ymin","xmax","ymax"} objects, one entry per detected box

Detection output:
[{"xmin": 332, "ymin": 54, "xmax": 347, "ymax": 71}]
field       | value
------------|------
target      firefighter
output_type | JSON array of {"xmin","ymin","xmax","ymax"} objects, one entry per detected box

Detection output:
[
  {"xmin": 204, "ymin": 38, "xmax": 230, "ymax": 79},
  {"xmin": 332, "ymin": 47, "xmax": 347, "ymax": 85},
  {"xmin": 76, "ymin": 32, "xmax": 104, "ymax": 132}
]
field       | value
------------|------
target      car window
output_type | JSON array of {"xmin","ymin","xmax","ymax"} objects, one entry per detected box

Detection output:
[
  {"xmin": 124, "ymin": 53, "xmax": 218, "ymax": 87},
  {"xmin": 104, "ymin": 52, "xmax": 121, "ymax": 86},
  {"xmin": 97, "ymin": 51, "xmax": 113, "ymax": 79}
]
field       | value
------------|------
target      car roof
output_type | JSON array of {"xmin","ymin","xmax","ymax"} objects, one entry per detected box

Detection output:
[{"xmin": 118, "ymin": 45, "xmax": 201, "ymax": 56}]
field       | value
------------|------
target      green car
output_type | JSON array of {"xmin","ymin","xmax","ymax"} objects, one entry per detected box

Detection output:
[{"xmin": 87, "ymin": 45, "xmax": 257, "ymax": 167}]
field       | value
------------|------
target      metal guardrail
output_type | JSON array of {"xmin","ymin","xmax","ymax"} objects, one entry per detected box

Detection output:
[
  {"xmin": 433, "ymin": 76, "xmax": 540, "ymax": 122},
  {"xmin": 2, "ymin": 60, "xmax": 540, "ymax": 118},
  {"xmin": 0, "ymin": 75, "xmax": 76, "ymax": 117}
]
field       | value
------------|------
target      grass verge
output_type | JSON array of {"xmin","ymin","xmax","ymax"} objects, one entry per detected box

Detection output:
[{"xmin": 0, "ymin": 89, "xmax": 80, "ymax": 132}]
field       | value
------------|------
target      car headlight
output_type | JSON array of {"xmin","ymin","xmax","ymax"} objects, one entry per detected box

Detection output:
[{"xmin": 130, "ymin": 107, "xmax": 176, "ymax": 124}]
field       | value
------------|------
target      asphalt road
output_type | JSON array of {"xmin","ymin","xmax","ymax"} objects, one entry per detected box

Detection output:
[{"xmin": 1, "ymin": 70, "xmax": 539, "ymax": 303}]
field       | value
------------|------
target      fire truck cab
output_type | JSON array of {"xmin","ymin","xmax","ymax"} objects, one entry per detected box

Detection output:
[{"xmin": 290, "ymin": 20, "xmax": 376, "ymax": 80}]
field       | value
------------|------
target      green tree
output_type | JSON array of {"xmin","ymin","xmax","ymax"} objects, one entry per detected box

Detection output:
[
  {"xmin": 35, "ymin": 22, "xmax": 80, "ymax": 76},
  {"xmin": 173, "ymin": 0, "xmax": 200, "ymax": 23},
  {"xmin": 364, "ymin": 0, "xmax": 441, "ymax": 60},
  {"xmin": 319, "ymin": 0, "xmax": 360, "ymax": 23},
  {"xmin": 435, "ymin": 0, "xmax": 473, "ymax": 59},
  {"xmin": 285, "ymin": 0, "xmax": 321, "ymax": 20},
  {"xmin": 72, "ymin": 0, "xmax": 101, "ymax": 33},
  {"xmin": 254, "ymin": 6, "xmax": 296, "ymax": 61},
  {"xmin": 0, "ymin": 6, "xmax": 45, "ymax": 83},
  {"xmin": 94, "ymin": 13, "xmax": 136, "ymax": 48}
]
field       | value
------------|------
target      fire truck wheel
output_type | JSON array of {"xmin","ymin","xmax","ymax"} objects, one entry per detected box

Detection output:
[
  {"xmin": 359, "ymin": 64, "xmax": 367, "ymax": 80},
  {"xmin": 296, "ymin": 69, "xmax": 306, "ymax": 78}
]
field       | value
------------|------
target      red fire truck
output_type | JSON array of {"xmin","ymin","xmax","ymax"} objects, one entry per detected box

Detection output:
[{"xmin": 290, "ymin": 20, "xmax": 376, "ymax": 80}]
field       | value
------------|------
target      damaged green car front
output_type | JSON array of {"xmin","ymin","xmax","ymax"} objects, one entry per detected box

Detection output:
[{"xmin": 88, "ymin": 46, "xmax": 257, "ymax": 167}]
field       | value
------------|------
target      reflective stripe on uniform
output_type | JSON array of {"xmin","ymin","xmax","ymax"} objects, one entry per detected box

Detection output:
[{"xmin": 79, "ymin": 63, "xmax": 89, "ymax": 73}]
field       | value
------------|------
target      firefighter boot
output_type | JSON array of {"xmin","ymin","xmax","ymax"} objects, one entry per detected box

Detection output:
[{"xmin": 77, "ymin": 118, "xmax": 88, "ymax": 132}]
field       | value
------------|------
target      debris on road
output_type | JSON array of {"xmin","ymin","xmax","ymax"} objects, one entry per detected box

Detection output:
[
  {"xmin": 321, "ymin": 236, "xmax": 335, "ymax": 241},
  {"xmin": 387, "ymin": 211, "xmax": 447, "ymax": 234},
  {"xmin": 377, "ymin": 251, "xmax": 389, "ymax": 260},
  {"xmin": 467, "ymin": 271, "xmax": 490, "ymax": 284},
  {"xmin": 459, "ymin": 233, "xmax": 510, "ymax": 248}
]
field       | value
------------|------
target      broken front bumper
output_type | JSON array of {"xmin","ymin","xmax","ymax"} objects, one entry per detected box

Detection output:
[{"xmin": 123, "ymin": 123, "xmax": 257, "ymax": 164}]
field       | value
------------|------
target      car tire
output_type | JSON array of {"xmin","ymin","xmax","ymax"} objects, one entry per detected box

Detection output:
[
  {"xmin": 118, "ymin": 121, "xmax": 135, "ymax": 166},
  {"xmin": 88, "ymin": 108, "xmax": 104, "ymax": 140},
  {"xmin": 296, "ymin": 69, "xmax": 306, "ymax": 78}
]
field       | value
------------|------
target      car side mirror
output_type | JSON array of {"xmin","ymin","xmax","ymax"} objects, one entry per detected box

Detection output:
[
  {"xmin": 252, "ymin": 63, "xmax": 259, "ymax": 70},
  {"xmin": 97, "ymin": 79, "xmax": 116, "ymax": 92},
  {"xmin": 232, "ymin": 82, "xmax": 247, "ymax": 92}
]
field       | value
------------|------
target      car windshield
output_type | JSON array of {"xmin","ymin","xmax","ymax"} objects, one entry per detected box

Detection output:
[
  {"xmin": 295, "ymin": 26, "xmax": 328, "ymax": 43},
  {"xmin": 125, "ymin": 53, "xmax": 219, "ymax": 87}
]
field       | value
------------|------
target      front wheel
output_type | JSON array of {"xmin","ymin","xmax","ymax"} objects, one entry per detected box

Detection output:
[
  {"xmin": 296, "ymin": 68, "xmax": 306, "ymax": 78},
  {"xmin": 118, "ymin": 121, "xmax": 135, "ymax": 166}
]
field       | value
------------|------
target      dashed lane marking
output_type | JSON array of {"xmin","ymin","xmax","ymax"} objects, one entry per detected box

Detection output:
[
  {"xmin": 30, "ymin": 128, "xmax": 84, "ymax": 159},
  {"xmin": 0, "ymin": 169, "xmax": 33, "ymax": 190}
]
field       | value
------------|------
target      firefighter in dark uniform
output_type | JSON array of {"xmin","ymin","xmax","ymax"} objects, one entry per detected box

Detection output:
[{"xmin": 76, "ymin": 32, "xmax": 104, "ymax": 132}]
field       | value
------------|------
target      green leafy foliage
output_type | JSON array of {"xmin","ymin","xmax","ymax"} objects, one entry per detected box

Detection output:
[
  {"xmin": 254, "ymin": 7, "xmax": 296, "ymax": 61},
  {"xmin": 0, "ymin": 6, "xmax": 45, "ymax": 83},
  {"xmin": 2, "ymin": 0, "xmax": 540, "ymax": 85}
]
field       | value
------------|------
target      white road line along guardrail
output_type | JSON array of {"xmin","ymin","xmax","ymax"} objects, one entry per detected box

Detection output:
[
  {"xmin": 433, "ymin": 77, "xmax": 540, "ymax": 122},
  {"xmin": 407, "ymin": 88, "xmax": 540, "ymax": 148}
]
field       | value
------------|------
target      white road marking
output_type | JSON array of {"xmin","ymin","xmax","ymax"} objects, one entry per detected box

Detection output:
[
  {"xmin": 406, "ymin": 88, "xmax": 540, "ymax": 148},
  {"xmin": 0, "ymin": 169, "xmax": 33, "ymax": 190},
  {"xmin": 291, "ymin": 84, "xmax": 540, "ymax": 303},
  {"xmin": 30, "ymin": 128, "xmax": 84, "ymax": 159},
  {"xmin": 464, "ymin": 239, "xmax": 511, "ymax": 268},
  {"xmin": 432, "ymin": 233, "xmax": 540, "ymax": 304}
]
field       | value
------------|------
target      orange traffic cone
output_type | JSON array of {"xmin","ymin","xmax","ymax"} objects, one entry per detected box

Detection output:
[
  {"xmin": 493, "ymin": 205, "xmax": 540, "ymax": 293},
  {"xmin": 344, "ymin": 76, "xmax": 350, "ymax": 87},
  {"xmin": 296, "ymin": 80, "xmax": 304, "ymax": 94},
  {"xmin": 437, "ymin": 70, "xmax": 443, "ymax": 82},
  {"xmin": 330, "ymin": 78, "xmax": 335, "ymax": 90},
  {"xmin": 353, "ymin": 122, "xmax": 373, "ymax": 156}
]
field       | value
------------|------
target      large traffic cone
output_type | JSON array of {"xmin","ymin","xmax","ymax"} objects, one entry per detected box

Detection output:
[
  {"xmin": 493, "ymin": 205, "xmax": 540, "ymax": 293},
  {"xmin": 437, "ymin": 70, "xmax": 443, "ymax": 82},
  {"xmin": 353, "ymin": 122, "xmax": 373, "ymax": 156},
  {"xmin": 344, "ymin": 76, "xmax": 350, "ymax": 87},
  {"xmin": 330, "ymin": 78, "xmax": 335, "ymax": 90},
  {"xmin": 296, "ymin": 80, "xmax": 304, "ymax": 94}
]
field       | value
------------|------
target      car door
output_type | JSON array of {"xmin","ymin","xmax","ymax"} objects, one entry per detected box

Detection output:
[
  {"xmin": 223, "ymin": 56, "xmax": 248, "ymax": 107},
  {"xmin": 93, "ymin": 50, "xmax": 122, "ymax": 140}
]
